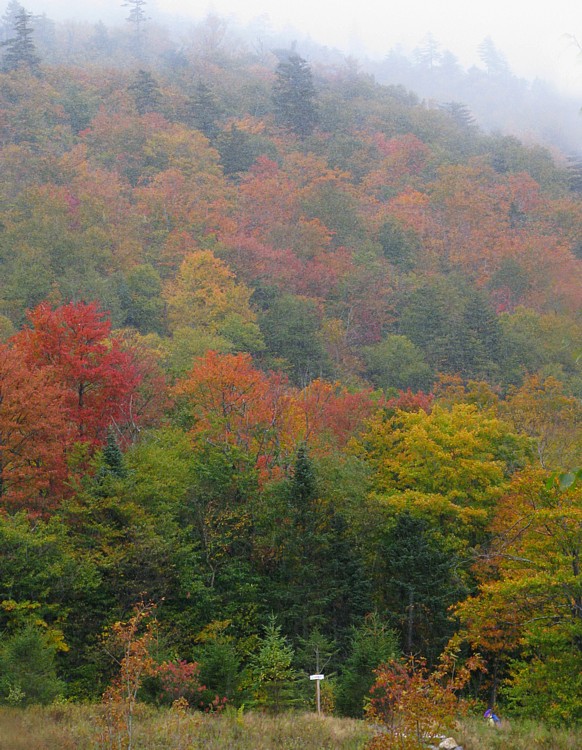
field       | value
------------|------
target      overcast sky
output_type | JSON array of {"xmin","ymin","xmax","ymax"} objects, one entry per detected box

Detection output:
[{"xmin": 21, "ymin": 0, "xmax": 582, "ymax": 96}]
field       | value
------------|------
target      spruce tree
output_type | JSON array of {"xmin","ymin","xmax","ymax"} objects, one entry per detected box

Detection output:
[
  {"xmin": 128, "ymin": 69, "xmax": 161, "ymax": 114},
  {"xmin": 567, "ymin": 154, "xmax": 582, "ymax": 195},
  {"xmin": 123, "ymin": 0, "xmax": 148, "ymax": 59},
  {"xmin": 478, "ymin": 36, "xmax": 510, "ymax": 76},
  {"xmin": 249, "ymin": 615, "xmax": 301, "ymax": 713},
  {"xmin": 273, "ymin": 53, "xmax": 318, "ymax": 137},
  {"xmin": 290, "ymin": 442, "xmax": 316, "ymax": 528},
  {"xmin": 101, "ymin": 428, "xmax": 126, "ymax": 479},
  {"xmin": 335, "ymin": 613, "xmax": 399, "ymax": 718},
  {"xmin": 377, "ymin": 512, "xmax": 466, "ymax": 662},
  {"xmin": 439, "ymin": 101, "xmax": 477, "ymax": 131},
  {"xmin": 217, "ymin": 125, "xmax": 254, "ymax": 176},
  {"xmin": 187, "ymin": 80, "xmax": 220, "ymax": 141},
  {"xmin": 269, "ymin": 446, "xmax": 370, "ymax": 644},
  {"xmin": 460, "ymin": 288, "xmax": 502, "ymax": 379},
  {"xmin": 0, "ymin": 0, "xmax": 23, "ymax": 43},
  {"xmin": 1, "ymin": 6, "xmax": 40, "ymax": 74}
]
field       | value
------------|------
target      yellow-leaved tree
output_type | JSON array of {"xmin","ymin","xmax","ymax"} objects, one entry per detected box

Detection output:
[{"xmin": 163, "ymin": 249, "xmax": 264, "ymax": 353}]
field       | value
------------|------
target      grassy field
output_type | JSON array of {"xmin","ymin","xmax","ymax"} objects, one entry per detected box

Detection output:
[
  {"xmin": 0, "ymin": 704, "xmax": 372, "ymax": 750},
  {"xmin": 0, "ymin": 705, "xmax": 580, "ymax": 750},
  {"xmin": 457, "ymin": 716, "xmax": 582, "ymax": 750}
]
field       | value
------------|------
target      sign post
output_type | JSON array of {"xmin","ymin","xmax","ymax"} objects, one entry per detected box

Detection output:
[{"xmin": 310, "ymin": 674, "xmax": 324, "ymax": 715}]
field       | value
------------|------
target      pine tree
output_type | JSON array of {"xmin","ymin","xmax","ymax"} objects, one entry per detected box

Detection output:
[
  {"xmin": 0, "ymin": 0, "xmax": 23, "ymax": 44},
  {"xmin": 249, "ymin": 615, "xmax": 301, "ymax": 713},
  {"xmin": 439, "ymin": 101, "xmax": 477, "ymax": 131},
  {"xmin": 1, "ymin": 6, "xmax": 40, "ymax": 74},
  {"xmin": 123, "ymin": 0, "xmax": 148, "ymax": 59},
  {"xmin": 187, "ymin": 80, "xmax": 220, "ymax": 141},
  {"xmin": 478, "ymin": 36, "xmax": 510, "ymax": 76},
  {"xmin": 377, "ymin": 512, "xmax": 466, "ymax": 661},
  {"xmin": 128, "ymin": 69, "xmax": 161, "ymax": 114},
  {"xmin": 273, "ymin": 53, "xmax": 318, "ymax": 137},
  {"xmin": 101, "ymin": 428, "xmax": 126, "ymax": 479}
]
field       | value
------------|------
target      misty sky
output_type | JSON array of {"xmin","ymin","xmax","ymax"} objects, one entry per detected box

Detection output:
[{"xmin": 21, "ymin": 0, "xmax": 582, "ymax": 96}]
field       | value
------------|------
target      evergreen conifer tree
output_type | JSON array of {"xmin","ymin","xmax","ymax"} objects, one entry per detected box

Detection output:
[
  {"xmin": 128, "ymin": 69, "xmax": 161, "ymax": 114},
  {"xmin": 335, "ymin": 613, "xmax": 398, "ymax": 717},
  {"xmin": 123, "ymin": 0, "xmax": 148, "ymax": 59},
  {"xmin": 1, "ymin": 6, "xmax": 40, "ymax": 74},
  {"xmin": 566, "ymin": 154, "xmax": 582, "ymax": 195},
  {"xmin": 460, "ymin": 288, "xmax": 502, "ymax": 379},
  {"xmin": 249, "ymin": 615, "xmax": 301, "ymax": 713},
  {"xmin": 439, "ymin": 101, "xmax": 477, "ymax": 130},
  {"xmin": 101, "ymin": 428, "xmax": 126, "ymax": 479},
  {"xmin": 269, "ymin": 446, "xmax": 370, "ymax": 644},
  {"xmin": 0, "ymin": 0, "xmax": 23, "ymax": 43},
  {"xmin": 187, "ymin": 80, "xmax": 220, "ymax": 141},
  {"xmin": 290, "ymin": 442, "xmax": 316, "ymax": 528},
  {"xmin": 273, "ymin": 53, "xmax": 318, "ymax": 137},
  {"xmin": 377, "ymin": 512, "xmax": 466, "ymax": 662}
]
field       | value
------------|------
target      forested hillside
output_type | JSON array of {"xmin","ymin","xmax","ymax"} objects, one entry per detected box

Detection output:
[{"xmin": 0, "ymin": 1, "xmax": 580, "ymax": 732}]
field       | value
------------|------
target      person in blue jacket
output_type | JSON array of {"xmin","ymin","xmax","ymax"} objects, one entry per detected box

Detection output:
[{"xmin": 484, "ymin": 708, "xmax": 501, "ymax": 726}]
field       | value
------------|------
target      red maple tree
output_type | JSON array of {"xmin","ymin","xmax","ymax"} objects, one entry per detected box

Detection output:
[{"xmin": 11, "ymin": 301, "xmax": 141, "ymax": 446}]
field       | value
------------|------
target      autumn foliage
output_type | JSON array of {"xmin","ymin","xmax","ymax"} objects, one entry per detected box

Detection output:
[
  {"xmin": 0, "ymin": 12, "xmax": 580, "ymax": 729},
  {"xmin": 175, "ymin": 351, "xmax": 380, "ymax": 480},
  {"xmin": 0, "ymin": 301, "xmax": 145, "ymax": 514},
  {"xmin": 0, "ymin": 344, "xmax": 70, "ymax": 513},
  {"xmin": 11, "ymin": 301, "xmax": 141, "ymax": 446},
  {"xmin": 365, "ymin": 647, "xmax": 482, "ymax": 750}
]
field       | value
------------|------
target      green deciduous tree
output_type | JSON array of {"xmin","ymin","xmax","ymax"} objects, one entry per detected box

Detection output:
[
  {"xmin": 259, "ymin": 293, "xmax": 329, "ymax": 385},
  {"xmin": 118, "ymin": 264, "xmax": 166, "ymax": 335},
  {"xmin": 363, "ymin": 334, "xmax": 433, "ymax": 392},
  {"xmin": 377, "ymin": 217, "xmax": 421, "ymax": 269}
]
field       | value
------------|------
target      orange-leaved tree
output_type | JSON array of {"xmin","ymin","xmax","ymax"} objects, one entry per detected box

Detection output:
[
  {"xmin": 100, "ymin": 602, "xmax": 157, "ymax": 750},
  {"xmin": 365, "ymin": 644, "xmax": 482, "ymax": 750},
  {"xmin": 174, "ymin": 350, "xmax": 299, "ymax": 481},
  {"xmin": 0, "ymin": 343, "xmax": 70, "ymax": 514}
]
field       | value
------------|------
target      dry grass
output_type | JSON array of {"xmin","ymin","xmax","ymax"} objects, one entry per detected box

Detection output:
[
  {"xmin": 0, "ymin": 704, "xmax": 372, "ymax": 750},
  {"xmin": 457, "ymin": 716, "xmax": 582, "ymax": 750},
  {"xmin": 2, "ymin": 705, "xmax": 581, "ymax": 750}
]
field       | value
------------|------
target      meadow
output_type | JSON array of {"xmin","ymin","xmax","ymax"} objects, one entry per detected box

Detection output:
[{"xmin": 0, "ymin": 706, "xmax": 580, "ymax": 750}]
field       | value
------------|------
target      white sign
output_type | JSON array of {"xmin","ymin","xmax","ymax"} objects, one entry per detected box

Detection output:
[{"xmin": 310, "ymin": 674, "xmax": 325, "ymax": 680}]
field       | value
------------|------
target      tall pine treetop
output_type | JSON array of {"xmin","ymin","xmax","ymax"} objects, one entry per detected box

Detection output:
[
  {"xmin": 273, "ymin": 53, "xmax": 318, "ymax": 138},
  {"xmin": 1, "ymin": 6, "xmax": 40, "ymax": 74}
]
